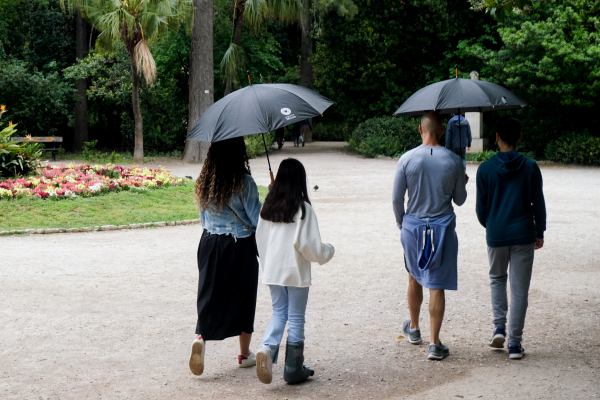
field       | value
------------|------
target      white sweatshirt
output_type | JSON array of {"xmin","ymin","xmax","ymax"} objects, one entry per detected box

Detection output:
[{"xmin": 256, "ymin": 202, "xmax": 335, "ymax": 287}]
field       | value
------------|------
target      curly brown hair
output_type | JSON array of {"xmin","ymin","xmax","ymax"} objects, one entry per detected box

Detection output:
[{"xmin": 195, "ymin": 137, "xmax": 251, "ymax": 211}]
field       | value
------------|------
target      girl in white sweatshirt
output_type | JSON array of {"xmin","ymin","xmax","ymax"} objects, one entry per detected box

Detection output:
[{"xmin": 255, "ymin": 158, "xmax": 335, "ymax": 385}]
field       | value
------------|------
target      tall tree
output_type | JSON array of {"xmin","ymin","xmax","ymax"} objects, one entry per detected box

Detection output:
[
  {"xmin": 182, "ymin": 0, "xmax": 213, "ymax": 163},
  {"xmin": 299, "ymin": 0, "xmax": 312, "ymax": 89},
  {"xmin": 222, "ymin": 0, "xmax": 247, "ymax": 96},
  {"xmin": 62, "ymin": 0, "xmax": 193, "ymax": 163},
  {"xmin": 73, "ymin": 8, "xmax": 88, "ymax": 151},
  {"xmin": 220, "ymin": 0, "xmax": 303, "ymax": 96},
  {"xmin": 300, "ymin": 0, "xmax": 356, "ymax": 141}
]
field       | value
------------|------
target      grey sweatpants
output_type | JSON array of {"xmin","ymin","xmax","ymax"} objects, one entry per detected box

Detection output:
[{"xmin": 488, "ymin": 244, "xmax": 535, "ymax": 344}]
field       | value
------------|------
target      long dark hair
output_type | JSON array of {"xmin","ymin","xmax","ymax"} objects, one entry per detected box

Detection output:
[
  {"xmin": 195, "ymin": 137, "xmax": 250, "ymax": 211},
  {"xmin": 260, "ymin": 158, "xmax": 311, "ymax": 223}
]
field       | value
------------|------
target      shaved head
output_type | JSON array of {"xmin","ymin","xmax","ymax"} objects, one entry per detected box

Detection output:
[{"xmin": 420, "ymin": 111, "xmax": 443, "ymax": 134}]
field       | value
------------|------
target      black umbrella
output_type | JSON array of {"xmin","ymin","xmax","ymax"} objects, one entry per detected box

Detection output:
[
  {"xmin": 392, "ymin": 75, "xmax": 528, "ymax": 150},
  {"xmin": 187, "ymin": 78, "xmax": 334, "ymax": 183}
]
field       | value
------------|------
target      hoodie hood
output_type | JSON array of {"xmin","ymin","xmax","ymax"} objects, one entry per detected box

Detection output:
[{"xmin": 489, "ymin": 151, "xmax": 528, "ymax": 179}]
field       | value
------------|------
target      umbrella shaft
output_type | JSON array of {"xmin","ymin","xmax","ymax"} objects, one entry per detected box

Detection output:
[{"xmin": 261, "ymin": 133, "xmax": 275, "ymax": 184}]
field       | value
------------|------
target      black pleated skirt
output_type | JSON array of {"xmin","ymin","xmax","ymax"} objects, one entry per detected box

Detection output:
[{"xmin": 195, "ymin": 229, "xmax": 259, "ymax": 340}]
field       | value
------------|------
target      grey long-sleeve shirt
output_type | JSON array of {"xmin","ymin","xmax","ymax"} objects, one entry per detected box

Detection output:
[{"xmin": 392, "ymin": 145, "xmax": 467, "ymax": 229}]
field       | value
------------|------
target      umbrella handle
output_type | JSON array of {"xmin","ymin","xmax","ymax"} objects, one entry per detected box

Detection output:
[{"xmin": 261, "ymin": 133, "xmax": 275, "ymax": 184}]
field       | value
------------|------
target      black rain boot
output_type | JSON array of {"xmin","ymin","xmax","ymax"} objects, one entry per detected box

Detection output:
[{"xmin": 283, "ymin": 340, "xmax": 314, "ymax": 384}]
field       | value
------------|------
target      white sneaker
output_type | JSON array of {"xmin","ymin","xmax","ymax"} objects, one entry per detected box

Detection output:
[
  {"xmin": 189, "ymin": 335, "xmax": 205, "ymax": 376},
  {"xmin": 256, "ymin": 347, "xmax": 273, "ymax": 384},
  {"xmin": 238, "ymin": 351, "xmax": 256, "ymax": 368}
]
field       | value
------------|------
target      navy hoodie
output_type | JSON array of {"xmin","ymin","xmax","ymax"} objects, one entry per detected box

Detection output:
[{"xmin": 476, "ymin": 151, "xmax": 546, "ymax": 247}]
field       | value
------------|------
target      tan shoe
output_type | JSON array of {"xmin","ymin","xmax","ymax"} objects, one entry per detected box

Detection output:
[
  {"xmin": 256, "ymin": 347, "xmax": 273, "ymax": 384},
  {"xmin": 189, "ymin": 335, "xmax": 205, "ymax": 376}
]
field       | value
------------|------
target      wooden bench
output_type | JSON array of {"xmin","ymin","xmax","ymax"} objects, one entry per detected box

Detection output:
[{"xmin": 12, "ymin": 137, "xmax": 63, "ymax": 161}]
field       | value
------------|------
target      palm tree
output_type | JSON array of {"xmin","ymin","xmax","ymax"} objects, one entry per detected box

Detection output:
[
  {"xmin": 62, "ymin": 0, "xmax": 193, "ymax": 163},
  {"xmin": 220, "ymin": 0, "xmax": 303, "ymax": 96}
]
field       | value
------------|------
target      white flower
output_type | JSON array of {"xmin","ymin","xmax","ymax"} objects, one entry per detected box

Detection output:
[{"xmin": 88, "ymin": 183, "xmax": 103, "ymax": 193}]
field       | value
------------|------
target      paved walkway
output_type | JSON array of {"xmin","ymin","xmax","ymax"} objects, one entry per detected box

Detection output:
[{"xmin": 2, "ymin": 142, "xmax": 600, "ymax": 399}]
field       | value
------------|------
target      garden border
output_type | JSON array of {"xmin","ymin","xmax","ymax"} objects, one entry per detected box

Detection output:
[{"xmin": 0, "ymin": 218, "xmax": 201, "ymax": 236}]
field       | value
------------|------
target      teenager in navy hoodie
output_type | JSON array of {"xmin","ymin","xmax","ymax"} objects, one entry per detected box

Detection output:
[{"xmin": 476, "ymin": 117, "xmax": 546, "ymax": 360}]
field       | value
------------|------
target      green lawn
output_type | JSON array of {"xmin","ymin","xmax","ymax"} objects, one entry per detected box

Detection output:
[{"xmin": 0, "ymin": 183, "xmax": 268, "ymax": 231}]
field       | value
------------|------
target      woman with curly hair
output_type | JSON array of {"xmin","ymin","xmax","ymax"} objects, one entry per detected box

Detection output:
[{"xmin": 188, "ymin": 137, "xmax": 262, "ymax": 376}]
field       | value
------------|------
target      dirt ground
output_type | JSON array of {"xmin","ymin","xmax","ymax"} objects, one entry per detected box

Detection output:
[{"xmin": 2, "ymin": 142, "xmax": 599, "ymax": 399}]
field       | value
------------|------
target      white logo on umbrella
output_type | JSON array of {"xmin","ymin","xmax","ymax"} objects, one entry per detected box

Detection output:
[{"xmin": 280, "ymin": 108, "xmax": 292, "ymax": 116}]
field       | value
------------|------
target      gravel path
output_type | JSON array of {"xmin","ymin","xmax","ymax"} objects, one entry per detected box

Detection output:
[{"xmin": 2, "ymin": 143, "xmax": 599, "ymax": 399}]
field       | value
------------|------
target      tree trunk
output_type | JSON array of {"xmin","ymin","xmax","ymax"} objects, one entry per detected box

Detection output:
[
  {"xmin": 300, "ymin": 0, "xmax": 313, "ymax": 89},
  {"xmin": 300, "ymin": 0, "xmax": 313, "ymax": 142},
  {"xmin": 73, "ymin": 8, "xmax": 88, "ymax": 151},
  {"xmin": 182, "ymin": 0, "xmax": 214, "ymax": 164},
  {"xmin": 223, "ymin": 0, "xmax": 246, "ymax": 96},
  {"xmin": 131, "ymin": 58, "xmax": 144, "ymax": 163}
]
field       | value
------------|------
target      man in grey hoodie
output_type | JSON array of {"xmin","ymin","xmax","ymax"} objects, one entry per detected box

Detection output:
[{"xmin": 476, "ymin": 117, "xmax": 546, "ymax": 360}]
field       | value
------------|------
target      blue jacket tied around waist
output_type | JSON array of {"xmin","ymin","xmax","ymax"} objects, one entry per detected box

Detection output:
[{"xmin": 401, "ymin": 213, "xmax": 458, "ymax": 290}]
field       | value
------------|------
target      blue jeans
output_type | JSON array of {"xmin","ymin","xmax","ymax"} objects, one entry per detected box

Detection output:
[{"xmin": 260, "ymin": 285, "xmax": 310, "ymax": 363}]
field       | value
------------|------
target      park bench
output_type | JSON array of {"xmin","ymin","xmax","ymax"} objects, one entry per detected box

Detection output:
[{"xmin": 12, "ymin": 136, "xmax": 63, "ymax": 161}]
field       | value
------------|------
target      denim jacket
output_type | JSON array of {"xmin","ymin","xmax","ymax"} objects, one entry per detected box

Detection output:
[{"xmin": 199, "ymin": 173, "xmax": 262, "ymax": 238}]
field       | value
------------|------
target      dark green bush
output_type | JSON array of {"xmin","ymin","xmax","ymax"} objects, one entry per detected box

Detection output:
[
  {"xmin": 545, "ymin": 132, "xmax": 600, "ymax": 165},
  {"xmin": 245, "ymin": 133, "xmax": 275, "ymax": 159},
  {"xmin": 0, "ymin": 61, "xmax": 74, "ymax": 137},
  {"xmin": 348, "ymin": 117, "xmax": 421, "ymax": 157},
  {"xmin": 312, "ymin": 122, "xmax": 352, "ymax": 142}
]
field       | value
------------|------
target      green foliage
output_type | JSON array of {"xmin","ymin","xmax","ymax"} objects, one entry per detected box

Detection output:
[
  {"xmin": 471, "ymin": 0, "xmax": 533, "ymax": 23},
  {"xmin": 312, "ymin": 121, "xmax": 352, "ymax": 141},
  {"xmin": 0, "ymin": 61, "xmax": 75, "ymax": 136},
  {"xmin": 81, "ymin": 139, "xmax": 98, "ymax": 161},
  {"xmin": 220, "ymin": 43, "xmax": 247, "ymax": 86},
  {"xmin": 64, "ymin": 33, "xmax": 190, "ymax": 153},
  {"xmin": 348, "ymin": 117, "xmax": 421, "ymax": 158},
  {"xmin": 245, "ymin": 132, "xmax": 275, "ymax": 158},
  {"xmin": 466, "ymin": 150, "xmax": 498, "ymax": 162},
  {"xmin": 0, "ymin": 123, "xmax": 43, "ymax": 177},
  {"xmin": 456, "ymin": 0, "xmax": 600, "ymax": 156},
  {"xmin": 0, "ymin": 0, "xmax": 76, "ymax": 71},
  {"xmin": 312, "ymin": 0, "xmax": 494, "ymax": 125},
  {"xmin": 545, "ymin": 132, "xmax": 600, "ymax": 165}
]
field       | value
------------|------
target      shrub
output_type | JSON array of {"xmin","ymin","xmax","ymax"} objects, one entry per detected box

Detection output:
[
  {"xmin": 466, "ymin": 150, "xmax": 497, "ymax": 162},
  {"xmin": 0, "ymin": 61, "xmax": 74, "ymax": 136},
  {"xmin": 545, "ymin": 132, "xmax": 600, "ymax": 165},
  {"xmin": 0, "ymin": 123, "xmax": 43, "ymax": 178},
  {"xmin": 348, "ymin": 117, "xmax": 421, "ymax": 158},
  {"xmin": 245, "ymin": 133, "xmax": 275, "ymax": 159},
  {"xmin": 312, "ymin": 122, "xmax": 352, "ymax": 142}
]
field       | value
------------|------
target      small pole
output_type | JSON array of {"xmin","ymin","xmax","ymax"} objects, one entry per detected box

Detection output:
[
  {"xmin": 459, "ymin": 107, "xmax": 462, "ymax": 153},
  {"xmin": 261, "ymin": 133, "xmax": 274, "ymax": 184},
  {"xmin": 247, "ymin": 70, "xmax": 252, "ymax": 85}
]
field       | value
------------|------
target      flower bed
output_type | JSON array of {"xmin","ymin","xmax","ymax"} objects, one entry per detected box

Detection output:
[{"xmin": 0, "ymin": 163, "xmax": 187, "ymax": 200}]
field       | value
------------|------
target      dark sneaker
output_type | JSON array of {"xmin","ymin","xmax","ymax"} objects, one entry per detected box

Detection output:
[
  {"xmin": 489, "ymin": 325, "xmax": 506, "ymax": 349},
  {"xmin": 508, "ymin": 343, "xmax": 525, "ymax": 359},
  {"xmin": 428, "ymin": 341, "xmax": 449, "ymax": 360},
  {"xmin": 402, "ymin": 320, "xmax": 422, "ymax": 344}
]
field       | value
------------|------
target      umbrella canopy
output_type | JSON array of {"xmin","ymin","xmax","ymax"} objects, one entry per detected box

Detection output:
[
  {"xmin": 393, "ymin": 77, "xmax": 527, "ymax": 117},
  {"xmin": 187, "ymin": 83, "xmax": 334, "ymax": 143}
]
